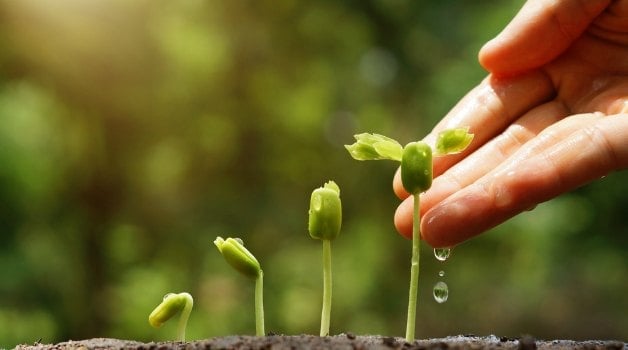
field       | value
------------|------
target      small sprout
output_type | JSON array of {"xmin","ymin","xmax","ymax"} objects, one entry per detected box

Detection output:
[
  {"xmin": 214, "ymin": 236, "xmax": 265, "ymax": 336},
  {"xmin": 345, "ymin": 128, "xmax": 473, "ymax": 342},
  {"xmin": 434, "ymin": 127, "xmax": 474, "ymax": 156},
  {"xmin": 344, "ymin": 133, "xmax": 403, "ymax": 161},
  {"xmin": 308, "ymin": 180, "xmax": 342, "ymax": 336},
  {"xmin": 148, "ymin": 292, "xmax": 193, "ymax": 342}
]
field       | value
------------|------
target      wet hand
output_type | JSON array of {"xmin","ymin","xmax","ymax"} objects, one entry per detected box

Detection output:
[{"xmin": 393, "ymin": 0, "xmax": 628, "ymax": 247}]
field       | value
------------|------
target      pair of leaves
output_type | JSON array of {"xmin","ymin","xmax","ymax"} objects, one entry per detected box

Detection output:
[
  {"xmin": 345, "ymin": 127, "xmax": 474, "ymax": 194},
  {"xmin": 345, "ymin": 127, "xmax": 473, "ymax": 161}
]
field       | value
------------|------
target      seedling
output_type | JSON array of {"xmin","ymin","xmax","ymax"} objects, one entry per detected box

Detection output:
[
  {"xmin": 214, "ymin": 236, "xmax": 265, "ymax": 336},
  {"xmin": 148, "ymin": 292, "xmax": 194, "ymax": 341},
  {"xmin": 345, "ymin": 128, "xmax": 473, "ymax": 341},
  {"xmin": 308, "ymin": 181, "xmax": 342, "ymax": 336}
]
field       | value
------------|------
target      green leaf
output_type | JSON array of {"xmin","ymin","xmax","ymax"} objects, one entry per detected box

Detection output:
[
  {"xmin": 345, "ymin": 133, "xmax": 403, "ymax": 161},
  {"xmin": 434, "ymin": 127, "xmax": 474, "ymax": 155},
  {"xmin": 308, "ymin": 180, "xmax": 342, "ymax": 241},
  {"xmin": 214, "ymin": 237, "xmax": 262, "ymax": 279}
]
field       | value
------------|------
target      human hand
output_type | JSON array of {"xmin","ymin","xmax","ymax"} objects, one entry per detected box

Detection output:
[{"xmin": 393, "ymin": 0, "xmax": 628, "ymax": 248}]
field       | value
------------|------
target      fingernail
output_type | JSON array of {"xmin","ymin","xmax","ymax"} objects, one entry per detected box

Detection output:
[{"xmin": 423, "ymin": 184, "xmax": 491, "ymax": 247}]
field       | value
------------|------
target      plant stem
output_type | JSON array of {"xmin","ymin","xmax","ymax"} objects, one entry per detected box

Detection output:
[
  {"xmin": 320, "ymin": 239, "xmax": 332, "ymax": 336},
  {"xmin": 405, "ymin": 193, "xmax": 421, "ymax": 342},
  {"xmin": 176, "ymin": 293, "xmax": 193, "ymax": 342},
  {"xmin": 255, "ymin": 270, "xmax": 265, "ymax": 336}
]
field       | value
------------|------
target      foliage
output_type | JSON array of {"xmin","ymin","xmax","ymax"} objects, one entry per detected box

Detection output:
[{"xmin": 0, "ymin": 0, "xmax": 626, "ymax": 348}]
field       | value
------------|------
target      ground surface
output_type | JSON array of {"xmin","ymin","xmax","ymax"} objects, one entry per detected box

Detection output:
[{"xmin": 14, "ymin": 334, "xmax": 626, "ymax": 350}]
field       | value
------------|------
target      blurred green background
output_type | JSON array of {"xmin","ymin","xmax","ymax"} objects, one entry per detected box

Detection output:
[{"xmin": 0, "ymin": 0, "xmax": 626, "ymax": 347}]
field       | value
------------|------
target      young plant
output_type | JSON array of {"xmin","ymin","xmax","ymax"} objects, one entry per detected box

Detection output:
[
  {"xmin": 345, "ymin": 128, "xmax": 473, "ymax": 341},
  {"xmin": 308, "ymin": 180, "xmax": 342, "ymax": 336},
  {"xmin": 148, "ymin": 292, "xmax": 194, "ymax": 342},
  {"xmin": 214, "ymin": 236, "xmax": 265, "ymax": 336}
]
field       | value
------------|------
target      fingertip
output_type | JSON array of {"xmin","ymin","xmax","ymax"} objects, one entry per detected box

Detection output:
[
  {"xmin": 478, "ymin": 0, "xmax": 609, "ymax": 77},
  {"xmin": 393, "ymin": 167, "xmax": 410, "ymax": 199},
  {"xmin": 420, "ymin": 186, "xmax": 492, "ymax": 248},
  {"xmin": 420, "ymin": 208, "xmax": 458, "ymax": 248},
  {"xmin": 478, "ymin": 39, "xmax": 518, "ymax": 78},
  {"xmin": 393, "ymin": 197, "xmax": 413, "ymax": 240},
  {"xmin": 477, "ymin": 29, "xmax": 536, "ymax": 78},
  {"xmin": 478, "ymin": 37, "xmax": 499, "ymax": 71}
]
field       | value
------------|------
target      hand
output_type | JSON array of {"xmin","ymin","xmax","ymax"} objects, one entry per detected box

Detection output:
[{"xmin": 393, "ymin": 0, "xmax": 628, "ymax": 248}]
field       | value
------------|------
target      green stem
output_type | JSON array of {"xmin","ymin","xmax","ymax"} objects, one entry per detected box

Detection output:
[
  {"xmin": 255, "ymin": 270, "xmax": 265, "ymax": 336},
  {"xmin": 176, "ymin": 293, "xmax": 193, "ymax": 342},
  {"xmin": 320, "ymin": 239, "xmax": 332, "ymax": 336},
  {"xmin": 405, "ymin": 193, "xmax": 421, "ymax": 342}
]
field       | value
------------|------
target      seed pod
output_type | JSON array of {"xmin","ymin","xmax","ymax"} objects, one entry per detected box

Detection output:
[
  {"xmin": 308, "ymin": 181, "xmax": 342, "ymax": 241},
  {"xmin": 401, "ymin": 141, "xmax": 433, "ymax": 194},
  {"xmin": 214, "ymin": 237, "xmax": 261, "ymax": 279},
  {"xmin": 148, "ymin": 292, "xmax": 193, "ymax": 328}
]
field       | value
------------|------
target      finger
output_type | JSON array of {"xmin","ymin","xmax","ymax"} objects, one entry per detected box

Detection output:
[
  {"xmin": 392, "ymin": 70, "xmax": 555, "ymax": 200},
  {"xmin": 428, "ymin": 72, "xmax": 554, "ymax": 176},
  {"xmin": 423, "ymin": 100, "xmax": 570, "ymax": 211},
  {"xmin": 394, "ymin": 108, "xmax": 586, "ymax": 240},
  {"xmin": 479, "ymin": 0, "xmax": 611, "ymax": 77},
  {"xmin": 421, "ymin": 113, "xmax": 628, "ymax": 248},
  {"xmin": 590, "ymin": 0, "xmax": 628, "ymax": 44},
  {"xmin": 396, "ymin": 86, "xmax": 628, "ymax": 240},
  {"xmin": 392, "ymin": 167, "xmax": 408, "ymax": 199},
  {"xmin": 411, "ymin": 113, "xmax": 600, "ymax": 243},
  {"xmin": 577, "ymin": 82, "xmax": 628, "ymax": 115}
]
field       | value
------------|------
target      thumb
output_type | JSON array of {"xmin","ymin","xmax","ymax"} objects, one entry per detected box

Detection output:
[{"xmin": 479, "ymin": 0, "xmax": 610, "ymax": 77}]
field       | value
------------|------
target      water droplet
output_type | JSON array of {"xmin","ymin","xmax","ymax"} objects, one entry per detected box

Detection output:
[
  {"xmin": 163, "ymin": 293, "xmax": 175, "ymax": 300},
  {"xmin": 438, "ymin": 270, "xmax": 445, "ymax": 277},
  {"xmin": 234, "ymin": 237, "xmax": 244, "ymax": 245},
  {"xmin": 434, "ymin": 247, "xmax": 451, "ymax": 261},
  {"xmin": 433, "ymin": 281, "xmax": 449, "ymax": 303}
]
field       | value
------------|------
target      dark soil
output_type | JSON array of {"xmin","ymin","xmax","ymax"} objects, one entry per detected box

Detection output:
[{"xmin": 14, "ymin": 334, "xmax": 626, "ymax": 350}]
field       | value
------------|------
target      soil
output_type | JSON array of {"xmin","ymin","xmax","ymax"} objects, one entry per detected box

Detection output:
[{"xmin": 14, "ymin": 334, "xmax": 626, "ymax": 350}]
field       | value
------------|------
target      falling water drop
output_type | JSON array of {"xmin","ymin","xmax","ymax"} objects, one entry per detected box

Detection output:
[
  {"xmin": 433, "ymin": 281, "xmax": 449, "ymax": 303},
  {"xmin": 438, "ymin": 270, "xmax": 445, "ymax": 277},
  {"xmin": 434, "ymin": 247, "xmax": 451, "ymax": 261}
]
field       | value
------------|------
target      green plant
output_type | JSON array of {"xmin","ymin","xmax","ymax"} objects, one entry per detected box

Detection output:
[
  {"xmin": 308, "ymin": 180, "xmax": 342, "ymax": 336},
  {"xmin": 345, "ymin": 128, "xmax": 473, "ymax": 341},
  {"xmin": 148, "ymin": 292, "xmax": 194, "ymax": 341},
  {"xmin": 214, "ymin": 236, "xmax": 265, "ymax": 336}
]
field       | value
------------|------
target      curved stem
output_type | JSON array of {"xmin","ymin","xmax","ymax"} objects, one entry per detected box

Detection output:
[
  {"xmin": 320, "ymin": 239, "xmax": 332, "ymax": 336},
  {"xmin": 405, "ymin": 193, "xmax": 421, "ymax": 342},
  {"xmin": 255, "ymin": 270, "xmax": 265, "ymax": 336},
  {"xmin": 176, "ymin": 293, "xmax": 193, "ymax": 342}
]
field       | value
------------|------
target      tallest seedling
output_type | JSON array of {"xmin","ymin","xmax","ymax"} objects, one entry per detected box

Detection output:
[{"xmin": 345, "ymin": 128, "xmax": 473, "ymax": 341}]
